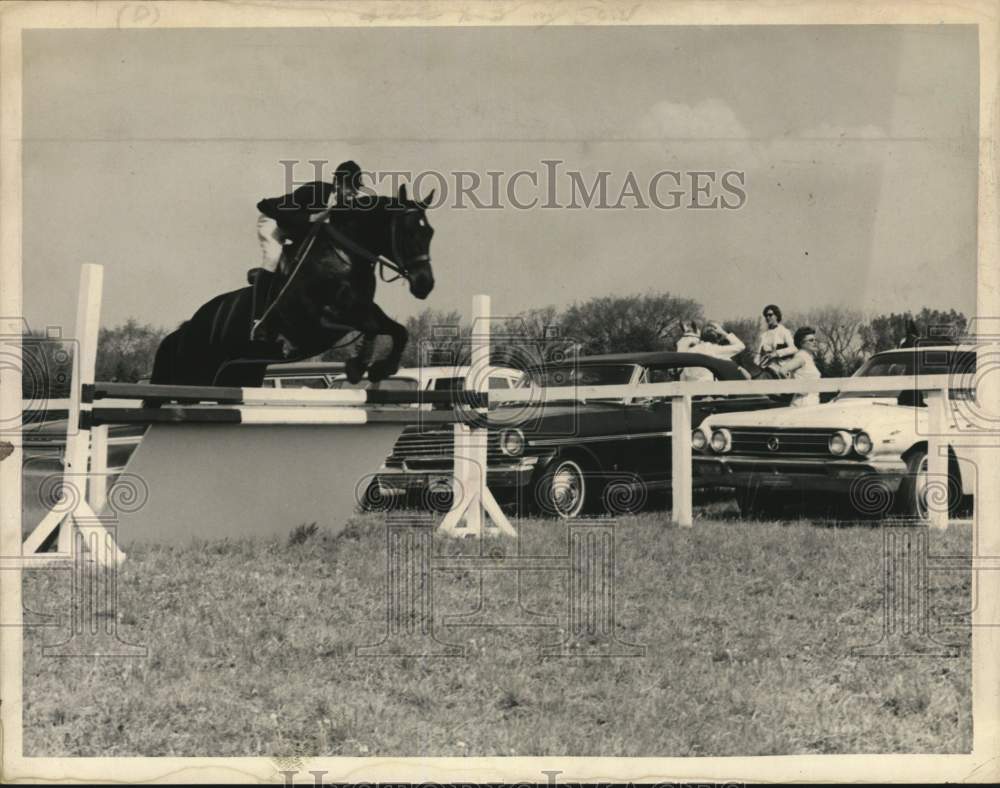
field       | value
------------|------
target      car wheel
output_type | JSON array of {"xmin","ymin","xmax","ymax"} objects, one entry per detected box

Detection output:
[
  {"xmin": 534, "ymin": 458, "xmax": 590, "ymax": 519},
  {"xmin": 895, "ymin": 449, "xmax": 959, "ymax": 520},
  {"xmin": 735, "ymin": 485, "xmax": 782, "ymax": 519}
]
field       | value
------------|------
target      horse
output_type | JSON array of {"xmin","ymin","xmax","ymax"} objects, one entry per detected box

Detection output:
[{"xmin": 149, "ymin": 184, "xmax": 434, "ymax": 388}]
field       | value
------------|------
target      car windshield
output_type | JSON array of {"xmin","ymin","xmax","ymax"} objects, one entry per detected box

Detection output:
[
  {"xmin": 520, "ymin": 363, "xmax": 636, "ymax": 388},
  {"xmin": 838, "ymin": 350, "xmax": 976, "ymax": 400},
  {"xmin": 329, "ymin": 377, "xmax": 418, "ymax": 392},
  {"xmin": 274, "ymin": 376, "xmax": 329, "ymax": 389}
]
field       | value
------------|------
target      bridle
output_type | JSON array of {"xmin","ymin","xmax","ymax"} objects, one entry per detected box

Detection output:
[{"xmin": 250, "ymin": 203, "xmax": 426, "ymax": 342}]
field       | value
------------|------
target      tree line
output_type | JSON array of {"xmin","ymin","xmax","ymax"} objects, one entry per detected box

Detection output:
[
  {"xmin": 19, "ymin": 298, "xmax": 968, "ymax": 395},
  {"xmin": 379, "ymin": 298, "xmax": 968, "ymax": 378}
]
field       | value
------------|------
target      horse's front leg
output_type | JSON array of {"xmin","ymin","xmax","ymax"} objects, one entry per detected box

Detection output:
[
  {"xmin": 344, "ymin": 329, "xmax": 377, "ymax": 384},
  {"xmin": 363, "ymin": 305, "xmax": 409, "ymax": 383}
]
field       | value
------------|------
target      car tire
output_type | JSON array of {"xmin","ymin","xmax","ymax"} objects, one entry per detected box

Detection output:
[
  {"xmin": 895, "ymin": 448, "xmax": 959, "ymax": 521},
  {"xmin": 533, "ymin": 457, "xmax": 594, "ymax": 519},
  {"xmin": 735, "ymin": 485, "xmax": 783, "ymax": 520}
]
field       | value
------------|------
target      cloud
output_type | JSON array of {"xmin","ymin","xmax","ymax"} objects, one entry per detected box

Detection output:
[{"xmin": 641, "ymin": 98, "xmax": 750, "ymax": 140}]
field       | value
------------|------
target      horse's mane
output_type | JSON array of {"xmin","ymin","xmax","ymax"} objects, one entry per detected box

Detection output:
[{"xmin": 337, "ymin": 194, "xmax": 413, "ymax": 214}]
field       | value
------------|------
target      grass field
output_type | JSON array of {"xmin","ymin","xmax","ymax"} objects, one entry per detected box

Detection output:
[{"xmin": 22, "ymin": 507, "xmax": 973, "ymax": 757}]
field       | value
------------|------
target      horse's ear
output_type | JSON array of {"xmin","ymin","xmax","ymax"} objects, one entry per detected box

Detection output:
[
  {"xmin": 419, "ymin": 190, "xmax": 435, "ymax": 209},
  {"xmin": 398, "ymin": 183, "xmax": 408, "ymax": 202}
]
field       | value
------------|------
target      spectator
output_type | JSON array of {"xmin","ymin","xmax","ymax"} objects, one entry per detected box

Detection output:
[
  {"xmin": 755, "ymin": 304, "xmax": 796, "ymax": 369},
  {"xmin": 784, "ymin": 326, "xmax": 821, "ymax": 407},
  {"xmin": 676, "ymin": 320, "xmax": 700, "ymax": 352},
  {"xmin": 680, "ymin": 321, "xmax": 746, "ymax": 382},
  {"xmin": 898, "ymin": 319, "xmax": 920, "ymax": 349}
]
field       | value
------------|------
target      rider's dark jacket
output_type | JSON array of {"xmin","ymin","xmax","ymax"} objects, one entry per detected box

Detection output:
[
  {"xmin": 257, "ymin": 181, "xmax": 337, "ymax": 239},
  {"xmin": 257, "ymin": 161, "xmax": 362, "ymax": 240}
]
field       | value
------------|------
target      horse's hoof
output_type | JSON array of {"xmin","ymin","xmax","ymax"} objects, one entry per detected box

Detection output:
[
  {"xmin": 366, "ymin": 360, "xmax": 399, "ymax": 383},
  {"xmin": 345, "ymin": 358, "xmax": 366, "ymax": 384}
]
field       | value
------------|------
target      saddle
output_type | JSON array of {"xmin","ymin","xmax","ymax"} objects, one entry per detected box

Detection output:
[{"xmin": 246, "ymin": 266, "xmax": 359, "ymax": 359}]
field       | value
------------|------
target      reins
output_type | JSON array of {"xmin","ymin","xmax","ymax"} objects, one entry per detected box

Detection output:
[{"xmin": 250, "ymin": 205, "xmax": 415, "ymax": 343}]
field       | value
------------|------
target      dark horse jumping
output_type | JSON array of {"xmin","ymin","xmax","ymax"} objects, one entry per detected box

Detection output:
[{"xmin": 150, "ymin": 184, "xmax": 435, "ymax": 388}]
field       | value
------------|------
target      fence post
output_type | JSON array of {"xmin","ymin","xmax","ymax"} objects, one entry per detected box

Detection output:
[
  {"xmin": 439, "ymin": 295, "xmax": 516, "ymax": 537},
  {"xmin": 671, "ymin": 393, "xmax": 693, "ymax": 528},
  {"xmin": 89, "ymin": 424, "xmax": 109, "ymax": 512},
  {"xmin": 23, "ymin": 264, "xmax": 103, "ymax": 557},
  {"xmin": 925, "ymin": 388, "xmax": 949, "ymax": 530},
  {"xmin": 22, "ymin": 264, "xmax": 125, "ymax": 565}
]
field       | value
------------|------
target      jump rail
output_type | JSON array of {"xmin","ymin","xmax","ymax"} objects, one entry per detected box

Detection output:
[{"xmin": 86, "ymin": 382, "xmax": 490, "ymax": 408}]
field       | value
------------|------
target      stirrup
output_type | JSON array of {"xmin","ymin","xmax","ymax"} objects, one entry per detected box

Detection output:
[{"xmin": 250, "ymin": 318, "xmax": 264, "ymax": 343}]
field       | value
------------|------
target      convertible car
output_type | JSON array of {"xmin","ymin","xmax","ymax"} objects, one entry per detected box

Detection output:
[
  {"xmin": 693, "ymin": 345, "xmax": 978, "ymax": 519},
  {"xmin": 373, "ymin": 351, "xmax": 782, "ymax": 517}
]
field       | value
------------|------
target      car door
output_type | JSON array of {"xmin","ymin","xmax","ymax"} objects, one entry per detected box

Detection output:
[{"xmin": 622, "ymin": 366, "xmax": 674, "ymax": 488}]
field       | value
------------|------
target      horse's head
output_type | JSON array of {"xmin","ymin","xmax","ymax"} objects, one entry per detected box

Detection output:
[
  {"xmin": 280, "ymin": 180, "xmax": 436, "ymax": 324},
  {"xmin": 387, "ymin": 183, "xmax": 435, "ymax": 299}
]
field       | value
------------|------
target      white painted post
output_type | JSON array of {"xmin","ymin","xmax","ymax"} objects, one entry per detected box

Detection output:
[
  {"xmin": 56, "ymin": 264, "xmax": 103, "ymax": 553},
  {"xmin": 23, "ymin": 264, "xmax": 125, "ymax": 564},
  {"xmin": 439, "ymin": 295, "xmax": 516, "ymax": 537},
  {"xmin": 89, "ymin": 424, "xmax": 108, "ymax": 512},
  {"xmin": 926, "ymin": 389, "xmax": 949, "ymax": 530},
  {"xmin": 466, "ymin": 295, "xmax": 490, "ymax": 535},
  {"xmin": 472, "ymin": 296, "xmax": 516, "ymax": 535},
  {"xmin": 671, "ymin": 393, "xmax": 693, "ymax": 528}
]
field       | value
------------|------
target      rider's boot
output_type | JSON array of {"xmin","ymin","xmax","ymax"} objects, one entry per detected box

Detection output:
[{"xmin": 247, "ymin": 268, "xmax": 283, "ymax": 347}]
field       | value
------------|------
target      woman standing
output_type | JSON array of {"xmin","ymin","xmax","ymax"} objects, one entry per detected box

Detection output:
[
  {"xmin": 755, "ymin": 304, "xmax": 797, "ymax": 371},
  {"xmin": 783, "ymin": 327, "xmax": 821, "ymax": 407}
]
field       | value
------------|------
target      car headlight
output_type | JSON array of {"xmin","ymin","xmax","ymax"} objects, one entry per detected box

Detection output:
[
  {"xmin": 691, "ymin": 428, "xmax": 708, "ymax": 451},
  {"xmin": 853, "ymin": 431, "xmax": 873, "ymax": 456},
  {"xmin": 498, "ymin": 428, "xmax": 525, "ymax": 457},
  {"xmin": 829, "ymin": 430, "xmax": 852, "ymax": 456},
  {"xmin": 710, "ymin": 428, "xmax": 732, "ymax": 454}
]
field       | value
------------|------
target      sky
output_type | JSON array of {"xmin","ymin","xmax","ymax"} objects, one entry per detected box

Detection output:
[{"xmin": 21, "ymin": 25, "xmax": 979, "ymax": 335}]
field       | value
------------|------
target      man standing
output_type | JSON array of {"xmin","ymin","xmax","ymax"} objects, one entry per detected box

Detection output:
[{"xmin": 680, "ymin": 321, "xmax": 746, "ymax": 382}]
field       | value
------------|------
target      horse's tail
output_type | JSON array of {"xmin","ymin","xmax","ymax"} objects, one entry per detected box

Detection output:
[{"xmin": 149, "ymin": 327, "xmax": 183, "ymax": 386}]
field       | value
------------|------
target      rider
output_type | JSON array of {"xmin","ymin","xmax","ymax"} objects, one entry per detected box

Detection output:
[
  {"xmin": 253, "ymin": 160, "xmax": 363, "ymax": 281},
  {"xmin": 249, "ymin": 160, "xmax": 363, "ymax": 354},
  {"xmin": 755, "ymin": 303, "xmax": 796, "ymax": 371}
]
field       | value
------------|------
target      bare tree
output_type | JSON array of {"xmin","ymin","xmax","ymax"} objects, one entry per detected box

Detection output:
[
  {"xmin": 789, "ymin": 306, "xmax": 866, "ymax": 376},
  {"xmin": 560, "ymin": 293, "xmax": 703, "ymax": 355}
]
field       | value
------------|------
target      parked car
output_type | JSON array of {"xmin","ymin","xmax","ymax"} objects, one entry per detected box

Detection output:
[
  {"xmin": 693, "ymin": 345, "xmax": 978, "ymax": 519},
  {"xmin": 262, "ymin": 361, "xmax": 345, "ymax": 389},
  {"xmin": 373, "ymin": 351, "xmax": 782, "ymax": 517}
]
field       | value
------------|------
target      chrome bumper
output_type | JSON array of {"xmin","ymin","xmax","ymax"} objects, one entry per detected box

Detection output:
[
  {"xmin": 374, "ymin": 456, "xmax": 542, "ymax": 496},
  {"xmin": 694, "ymin": 454, "xmax": 908, "ymax": 492}
]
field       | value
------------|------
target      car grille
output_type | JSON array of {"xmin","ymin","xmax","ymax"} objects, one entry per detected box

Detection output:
[
  {"xmin": 387, "ymin": 428, "xmax": 505, "ymax": 470},
  {"xmin": 729, "ymin": 427, "xmax": 837, "ymax": 457}
]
